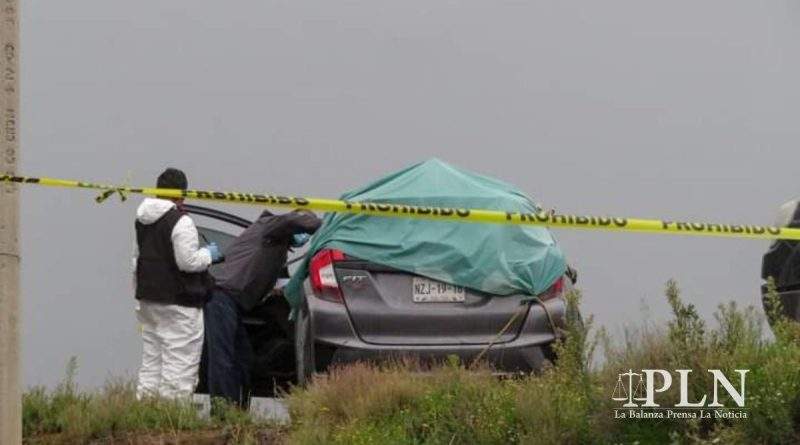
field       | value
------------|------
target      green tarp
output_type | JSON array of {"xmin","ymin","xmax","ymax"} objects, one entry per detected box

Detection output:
[{"xmin": 284, "ymin": 159, "xmax": 567, "ymax": 309}]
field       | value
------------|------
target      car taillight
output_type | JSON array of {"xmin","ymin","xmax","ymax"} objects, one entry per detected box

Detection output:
[
  {"xmin": 539, "ymin": 276, "xmax": 565, "ymax": 301},
  {"xmin": 309, "ymin": 249, "xmax": 345, "ymax": 303}
]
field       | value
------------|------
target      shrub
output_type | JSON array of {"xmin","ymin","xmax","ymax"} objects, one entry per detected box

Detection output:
[
  {"xmin": 26, "ymin": 280, "xmax": 800, "ymax": 444},
  {"xmin": 287, "ymin": 280, "xmax": 800, "ymax": 444}
]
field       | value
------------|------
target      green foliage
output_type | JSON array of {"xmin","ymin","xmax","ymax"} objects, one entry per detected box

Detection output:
[
  {"xmin": 287, "ymin": 281, "xmax": 800, "ymax": 444},
  {"xmin": 22, "ymin": 358, "xmax": 281, "ymax": 444},
  {"xmin": 25, "ymin": 281, "xmax": 800, "ymax": 444},
  {"xmin": 514, "ymin": 289, "xmax": 603, "ymax": 444},
  {"xmin": 288, "ymin": 358, "xmax": 519, "ymax": 445},
  {"xmin": 665, "ymin": 279, "xmax": 707, "ymax": 367}
]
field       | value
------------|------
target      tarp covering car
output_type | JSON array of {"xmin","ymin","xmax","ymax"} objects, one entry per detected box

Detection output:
[{"xmin": 284, "ymin": 158, "xmax": 567, "ymax": 309}]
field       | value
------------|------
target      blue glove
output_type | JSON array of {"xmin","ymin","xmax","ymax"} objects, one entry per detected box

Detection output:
[
  {"xmin": 291, "ymin": 233, "xmax": 311, "ymax": 247},
  {"xmin": 206, "ymin": 242, "xmax": 223, "ymax": 263}
]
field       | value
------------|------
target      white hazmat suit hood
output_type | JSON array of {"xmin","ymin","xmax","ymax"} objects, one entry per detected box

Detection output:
[{"xmin": 136, "ymin": 197, "xmax": 176, "ymax": 224}]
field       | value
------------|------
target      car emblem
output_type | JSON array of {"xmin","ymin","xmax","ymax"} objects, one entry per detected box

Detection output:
[{"xmin": 342, "ymin": 275, "xmax": 367, "ymax": 287}]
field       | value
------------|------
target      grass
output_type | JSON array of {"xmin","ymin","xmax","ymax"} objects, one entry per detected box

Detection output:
[
  {"xmin": 22, "ymin": 358, "xmax": 284, "ymax": 444},
  {"xmin": 285, "ymin": 281, "xmax": 800, "ymax": 444},
  {"xmin": 25, "ymin": 280, "xmax": 800, "ymax": 444}
]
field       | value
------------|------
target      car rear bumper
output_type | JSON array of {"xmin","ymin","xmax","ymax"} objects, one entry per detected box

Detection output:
[
  {"xmin": 327, "ymin": 342, "xmax": 552, "ymax": 372},
  {"xmin": 303, "ymin": 281, "xmax": 567, "ymax": 372}
]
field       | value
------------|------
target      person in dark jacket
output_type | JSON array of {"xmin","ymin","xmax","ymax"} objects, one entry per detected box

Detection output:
[
  {"xmin": 204, "ymin": 209, "xmax": 321, "ymax": 407},
  {"xmin": 133, "ymin": 168, "xmax": 223, "ymax": 400}
]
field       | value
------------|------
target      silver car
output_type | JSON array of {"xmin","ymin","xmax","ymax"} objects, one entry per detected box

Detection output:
[
  {"xmin": 294, "ymin": 248, "xmax": 576, "ymax": 384},
  {"xmin": 188, "ymin": 204, "xmax": 577, "ymax": 394}
]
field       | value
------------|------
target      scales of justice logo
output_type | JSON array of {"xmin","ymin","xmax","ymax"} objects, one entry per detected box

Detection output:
[{"xmin": 612, "ymin": 370, "xmax": 647, "ymax": 407}]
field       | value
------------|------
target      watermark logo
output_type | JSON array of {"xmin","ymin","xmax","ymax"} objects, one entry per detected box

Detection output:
[{"xmin": 612, "ymin": 369, "xmax": 749, "ymax": 420}]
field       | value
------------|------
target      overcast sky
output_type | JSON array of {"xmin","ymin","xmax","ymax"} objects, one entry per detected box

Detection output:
[{"xmin": 20, "ymin": 1, "xmax": 800, "ymax": 387}]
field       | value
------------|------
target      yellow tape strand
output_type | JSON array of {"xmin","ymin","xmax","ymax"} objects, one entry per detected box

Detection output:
[{"xmin": 2, "ymin": 174, "xmax": 797, "ymax": 241}]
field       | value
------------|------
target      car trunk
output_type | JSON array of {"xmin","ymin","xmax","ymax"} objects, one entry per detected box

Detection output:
[{"xmin": 334, "ymin": 260, "xmax": 528, "ymax": 346}]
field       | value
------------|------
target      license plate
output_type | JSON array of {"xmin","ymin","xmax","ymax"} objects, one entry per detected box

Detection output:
[{"xmin": 412, "ymin": 277, "xmax": 466, "ymax": 303}]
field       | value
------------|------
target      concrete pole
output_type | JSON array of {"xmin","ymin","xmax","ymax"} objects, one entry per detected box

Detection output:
[{"xmin": 0, "ymin": 0, "xmax": 20, "ymax": 443}]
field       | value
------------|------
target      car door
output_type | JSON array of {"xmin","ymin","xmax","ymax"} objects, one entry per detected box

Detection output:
[{"xmin": 184, "ymin": 204, "xmax": 250, "ymax": 272}]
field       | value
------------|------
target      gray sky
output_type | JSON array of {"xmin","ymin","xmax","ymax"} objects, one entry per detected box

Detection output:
[{"xmin": 20, "ymin": 1, "xmax": 800, "ymax": 387}]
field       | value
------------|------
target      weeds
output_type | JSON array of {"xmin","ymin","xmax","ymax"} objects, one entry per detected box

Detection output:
[
  {"xmin": 23, "ymin": 360, "xmax": 282, "ymax": 444},
  {"xmin": 25, "ymin": 281, "xmax": 800, "ymax": 444},
  {"xmin": 286, "ymin": 281, "xmax": 800, "ymax": 444}
]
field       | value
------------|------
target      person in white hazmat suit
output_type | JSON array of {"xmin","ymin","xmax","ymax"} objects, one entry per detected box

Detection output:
[{"xmin": 132, "ymin": 168, "xmax": 223, "ymax": 400}]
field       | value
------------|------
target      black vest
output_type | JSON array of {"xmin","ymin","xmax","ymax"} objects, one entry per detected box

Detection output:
[{"xmin": 135, "ymin": 208, "xmax": 211, "ymax": 307}]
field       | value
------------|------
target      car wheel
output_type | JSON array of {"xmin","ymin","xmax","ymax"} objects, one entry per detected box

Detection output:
[
  {"xmin": 542, "ymin": 342, "xmax": 558, "ymax": 365},
  {"xmin": 295, "ymin": 301, "xmax": 316, "ymax": 386}
]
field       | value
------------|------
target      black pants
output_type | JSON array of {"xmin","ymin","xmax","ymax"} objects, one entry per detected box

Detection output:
[{"xmin": 203, "ymin": 288, "xmax": 252, "ymax": 408}]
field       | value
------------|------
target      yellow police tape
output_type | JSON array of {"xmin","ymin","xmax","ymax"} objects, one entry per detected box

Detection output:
[{"xmin": 2, "ymin": 173, "xmax": 798, "ymax": 241}]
